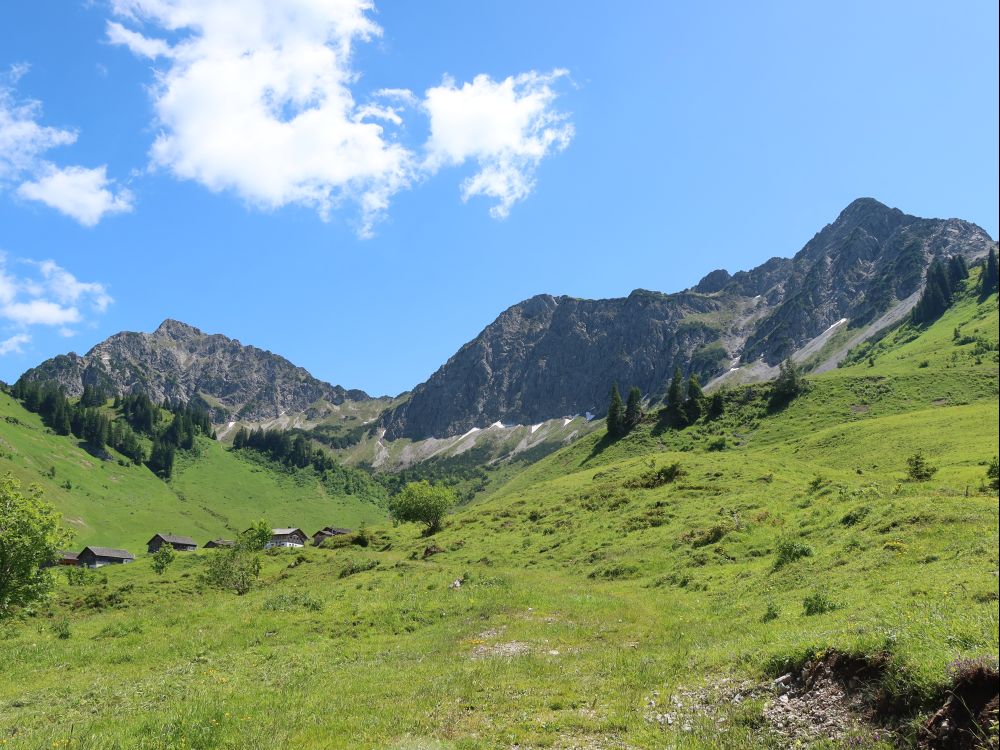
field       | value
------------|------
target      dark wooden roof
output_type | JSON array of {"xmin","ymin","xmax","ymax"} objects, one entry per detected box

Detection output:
[
  {"xmin": 59, "ymin": 550, "xmax": 80, "ymax": 560},
  {"xmin": 80, "ymin": 546, "xmax": 134, "ymax": 560},
  {"xmin": 204, "ymin": 538, "xmax": 234, "ymax": 547},
  {"xmin": 148, "ymin": 533, "xmax": 197, "ymax": 546},
  {"xmin": 314, "ymin": 527, "xmax": 352, "ymax": 536}
]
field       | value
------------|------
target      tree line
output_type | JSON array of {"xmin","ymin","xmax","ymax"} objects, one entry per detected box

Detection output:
[
  {"xmin": 9, "ymin": 382, "xmax": 214, "ymax": 479},
  {"xmin": 911, "ymin": 254, "xmax": 969, "ymax": 325},
  {"xmin": 230, "ymin": 426, "xmax": 388, "ymax": 503}
]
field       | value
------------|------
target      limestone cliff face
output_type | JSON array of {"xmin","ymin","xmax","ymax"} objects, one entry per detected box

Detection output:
[
  {"xmin": 383, "ymin": 199, "xmax": 995, "ymax": 439},
  {"xmin": 20, "ymin": 320, "xmax": 369, "ymax": 422}
]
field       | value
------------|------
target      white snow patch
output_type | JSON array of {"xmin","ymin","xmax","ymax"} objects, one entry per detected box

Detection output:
[
  {"xmin": 562, "ymin": 417, "xmax": 572, "ymax": 426},
  {"xmin": 585, "ymin": 411, "xmax": 595, "ymax": 422},
  {"xmin": 530, "ymin": 423, "xmax": 543, "ymax": 434},
  {"xmin": 824, "ymin": 318, "xmax": 849, "ymax": 334},
  {"xmin": 489, "ymin": 421, "xmax": 504, "ymax": 429},
  {"xmin": 457, "ymin": 427, "xmax": 481, "ymax": 441},
  {"xmin": 753, "ymin": 295, "xmax": 762, "ymax": 300},
  {"xmin": 729, "ymin": 366, "xmax": 740, "ymax": 372}
]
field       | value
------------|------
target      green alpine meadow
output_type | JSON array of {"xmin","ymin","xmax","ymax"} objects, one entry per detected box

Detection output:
[
  {"xmin": 1, "ymin": 255, "xmax": 997, "ymax": 749},
  {"xmin": 1, "ymin": 4, "xmax": 999, "ymax": 747}
]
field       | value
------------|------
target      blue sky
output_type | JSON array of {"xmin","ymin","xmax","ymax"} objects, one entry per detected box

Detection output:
[{"xmin": 1, "ymin": 1, "xmax": 997, "ymax": 396}]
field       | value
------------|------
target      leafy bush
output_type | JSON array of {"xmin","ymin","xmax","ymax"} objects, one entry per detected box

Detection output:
[
  {"xmin": 906, "ymin": 452, "xmax": 938, "ymax": 481},
  {"xmin": 773, "ymin": 539, "xmax": 813, "ymax": 569},
  {"xmin": 762, "ymin": 602, "xmax": 780, "ymax": 623},
  {"xmin": 985, "ymin": 456, "xmax": 999, "ymax": 492},
  {"xmin": 200, "ymin": 548, "xmax": 261, "ymax": 595},
  {"xmin": 802, "ymin": 591, "xmax": 838, "ymax": 616},
  {"xmin": 389, "ymin": 481, "xmax": 455, "ymax": 534},
  {"xmin": 151, "ymin": 544, "xmax": 176, "ymax": 575}
]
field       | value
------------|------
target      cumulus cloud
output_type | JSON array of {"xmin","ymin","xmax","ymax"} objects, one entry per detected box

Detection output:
[
  {"xmin": 18, "ymin": 165, "xmax": 134, "ymax": 227},
  {"xmin": 107, "ymin": 0, "xmax": 412, "ymax": 235},
  {"xmin": 423, "ymin": 70, "xmax": 574, "ymax": 218},
  {"xmin": 0, "ymin": 67, "xmax": 132, "ymax": 226},
  {"xmin": 108, "ymin": 0, "xmax": 573, "ymax": 233},
  {"xmin": 0, "ymin": 254, "xmax": 112, "ymax": 355}
]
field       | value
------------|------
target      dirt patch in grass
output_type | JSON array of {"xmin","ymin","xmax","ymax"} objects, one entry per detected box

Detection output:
[
  {"xmin": 919, "ymin": 657, "xmax": 999, "ymax": 750},
  {"xmin": 470, "ymin": 641, "xmax": 531, "ymax": 660},
  {"xmin": 646, "ymin": 652, "xmax": 914, "ymax": 745}
]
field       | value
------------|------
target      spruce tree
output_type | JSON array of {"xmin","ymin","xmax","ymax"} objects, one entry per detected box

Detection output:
[
  {"xmin": 624, "ymin": 387, "xmax": 643, "ymax": 432},
  {"xmin": 981, "ymin": 248, "xmax": 999, "ymax": 298},
  {"xmin": 665, "ymin": 367, "xmax": 687, "ymax": 427},
  {"xmin": 684, "ymin": 374, "xmax": 705, "ymax": 424},
  {"xmin": 607, "ymin": 383, "xmax": 625, "ymax": 438}
]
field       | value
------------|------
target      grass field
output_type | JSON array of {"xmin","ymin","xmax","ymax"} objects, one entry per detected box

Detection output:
[
  {"xmin": 1, "ymin": 285, "xmax": 997, "ymax": 749},
  {"xmin": 0, "ymin": 398, "xmax": 387, "ymax": 551}
]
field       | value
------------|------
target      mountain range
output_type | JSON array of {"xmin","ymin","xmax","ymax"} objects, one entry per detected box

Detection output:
[{"xmin": 18, "ymin": 198, "xmax": 996, "ymax": 445}]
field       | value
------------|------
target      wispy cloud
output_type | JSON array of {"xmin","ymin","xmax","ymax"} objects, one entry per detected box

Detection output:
[
  {"xmin": 0, "ymin": 254, "xmax": 112, "ymax": 355},
  {"xmin": 108, "ymin": 0, "xmax": 573, "ymax": 235},
  {"xmin": 0, "ymin": 66, "xmax": 133, "ymax": 226},
  {"xmin": 0, "ymin": 333, "xmax": 31, "ymax": 355}
]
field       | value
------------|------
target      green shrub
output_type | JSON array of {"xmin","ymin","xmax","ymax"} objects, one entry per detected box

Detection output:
[
  {"xmin": 802, "ymin": 592, "xmax": 838, "ymax": 616},
  {"xmin": 762, "ymin": 602, "xmax": 780, "ymax": 623},
  {"xmin": 706, "ymin": 436, "xmax": 726, "ymax": 451},
  {"xmin": 773, "ymin": 539, "xmax": 813, "ymax": 569},
  {"xmin": 686, "ymin": 524, "xmax": 728, "ymax": 547},
  {"xmin": 51, "ymin": 617, "xmax": 71, "ymax": 639}
]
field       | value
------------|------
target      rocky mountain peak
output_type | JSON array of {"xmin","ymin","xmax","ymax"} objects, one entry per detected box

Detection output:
[
  {"xmin": 20, "ymin": 321, "xmax": 370, "ymax": 423},
  {"xmin": 154, "ymin": 319, "xmax": 204, "ymax": 339}
]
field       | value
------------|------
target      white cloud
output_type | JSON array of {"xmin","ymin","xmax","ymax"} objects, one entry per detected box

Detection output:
[
  {"xmin": 106, "ymin": 20, "xmax": 171, "ymax": 59},
  {"xmin": 0, "ymin": 255, "xmax": 112, "ymax": 354},
  {"xmin": 0, "ymin": 67, "xmax": 131, "ymax": 226},
  {"xmin": 107, "ymin": 0, "xmax": 413, "ymax": 235},
  {"xmin": 18, "ymin": 165, "xmax": 134, "ymax": 227},
  {"xmin": 423, "ymin": 71, "xmax": 574, "ymax": 218},
  {"xmin": 0, "ymin": 333, "xmax": 31, "ymax": 355},
  {"xmin": 108, "ymin": 1, "xmax": 573, "ymax": 233},
  {"xmin": 0, "ymin": 77, "xmax": 77, "ymax": 181}
]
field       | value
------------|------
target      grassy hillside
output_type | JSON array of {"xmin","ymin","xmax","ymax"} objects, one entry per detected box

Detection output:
[
  {"xmin": 0, "ymin": 396, "xmax": 387, "ymax": 551},
  {"xmin": 1, "ymin": 287, "xmax": 997, "ymax": 749}
]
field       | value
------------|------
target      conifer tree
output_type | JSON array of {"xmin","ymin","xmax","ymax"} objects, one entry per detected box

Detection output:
[
  {"xmin": 684, "ymin": 374, "xmax": 705, "ymax": 424},
  {"xmin": 624, "ymin": 386, "xmax": 643, "ymax": 432},
  {"xmin": 665, "ymin": 367, "xmax": 687, "ymax": 427},
  {"xmin": 606, "ymin": 383, "xmax": 625, "ymax": 438},
  {"xmin": 981, "ymin": 248, "xmax": 999, "ymax": 298}
]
